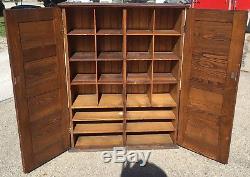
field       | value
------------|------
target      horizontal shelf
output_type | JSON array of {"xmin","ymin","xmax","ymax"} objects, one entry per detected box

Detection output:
[
  {"xmin": 152, "ymin": 94, "xmax": 177, "ymax": 107},
  {"xmin": 154, "ymin": 52, "xmax": 179, "ymax": 60},
  {"xmin": 71, "ymin": 74, "xmax": 96, "ymax": 85},
  {"xmin": 97, "ymin": 29, "xmax": 122, "ymax": 35},
  {"xmin": 127, "ymin": 94, "xmax": 151, "ymax": 107},
  {"xmin": 127, "ymin": 110, "xmax": 175, "ymax": 120},
  {"xmin": 98, "ymin": 74, "xmax": 123, "ymax": 84},
  {"xmin": 74, "ymin": 123, "xmax": 123, "ymax": 134},
  {"xmin": 97, "ymin": 52, "xmax": 123, "ymax": 61},
  {"xmin": 126, "ymin": 134, "xmax": 173, "ymax": 147},
  {"xmin": 154, "ymin": 30, "xmax": 181, "ymax": 36},
  {"xmin": 127, "ymin": 73, "xmax": 151, "ymax": 84},
  {"xmin": 70, "ymin": 52, "xmax": 95, "ymax": 62},
  {"xmin": 99, "ymin": 94, "xmax": 123, "ymax": 108},
  {"xmin": 68, "ymin": 29, "xmax": 95, "ymax": 35},
  {"xmin": 73, "ymin": 111, "xmax": 123, "ymax": 121},
  {"xmin": 127, "ymin": 52, "xmax": 152, "ymax": 60},
  {"xmin": 153, "ymin": 73, "xmax": 177, "ymax": 84},
  {"xmin": 72, "ymin": 94, "xmax": 123, "ymax": 108},
  {"xmin": 127, "ymin": 30, "xmax": 153, "ymax": 35},
  {"xmin": 126, "ymin": 122, "xmax": 175, "ymax": 133},
  {"xmin": 72, "ymin": 95, "xmax": 97, "ymax": 108},
  {"xmin": 75, "ymin": 135, "xmax": 123, "ymax": 149}
]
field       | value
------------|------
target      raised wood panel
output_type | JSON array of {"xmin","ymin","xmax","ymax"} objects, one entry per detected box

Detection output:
[{"xmin": 22, "ymin": 44, "xmax": 57, "ymax": 62}]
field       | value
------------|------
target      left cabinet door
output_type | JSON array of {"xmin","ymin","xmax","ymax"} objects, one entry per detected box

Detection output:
[{"xmin": 5, "ymin": 7, "xmax": 70, "ymax": 173}]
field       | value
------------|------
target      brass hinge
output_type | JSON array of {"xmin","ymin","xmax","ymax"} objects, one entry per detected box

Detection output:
[
  {"xmin": 179, "ymin": 80, "xmax": 182, "ymax": 91},
  {"xmin": 69, "ymin": 127, "xmax": 72, "ymax": 133}
]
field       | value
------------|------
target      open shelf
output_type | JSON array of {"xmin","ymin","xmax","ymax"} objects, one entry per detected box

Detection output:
[
  {"xmin": 127, "ymin": 36, "xmax": 153, "ymax": 60},
  {"xmin": 126, "ymin": 134, "xmax": 173, "ymax": 147},
  {"xmin": 68, "ymin": 29, "xmax": 95, "ymax": 35},
  {"xmin": 68, "ymin": 36, "xmax": 95, "ymax": 62},
  {"xmin": 127, "ymin": 30, "xmax": 152, "ymax": 35},
  {"xmin": 66, "ymin": 7, "xmax": 94, "ymax": 35},
  {"xmin": 126, "ymin": 110, "xmax": 175, "ymax": 120},
  {"xmin": 70, "ymin": 52, "xmax": 95, "ymax": 62},
  {"xmin": 72, "ymin": 94, "xmax": 123, "ymax": 108},
  {"xmin": 75, "ymin": 135, "xmax": 123, "ymax": 149},
  {"xmin": 72, "ymin": 95, "xmax": 97, "ymax": 108},
  {"xmin": 154, "ymin": 52, "xmax": 179, "ymax": 60},
  {"xmin": 99, "ymin": 94, "xmax": 123, "ymax": 108},
  {"xmin": 127, "ymin": 94, "xmax": 151, "ymax": 107},
  {"xmin": 152, "ymin": 93, "xmax": 177, "ymax": 107},
  {"xmin": 127, "ymin": 73, "xmax": 151, "ymax": 84},
  {"xmin": 154, "ymin": 8, "xmax": 183, "ymax": 34},
  {"xmin": 97, "ymin": 52, "xmax": 123, "ymax": 61},
  {"xmin": 126, "ymin": 122, "xmax": 175, "ymax": 133},
  {"xmin": 74, "ymin": 123, "xmax": 123, "ymax": 134},
  {"xmin": 96, "ymin": 7, "xmax": 122, "ymax": 35},
  {"xmin": 98, "ymin": 74, "xmax": 123, "ymax": 84},
  {"xmin": 97, "ymin": 29, "xmax": 122, "ymax": 35},
  {"xmin": 127, "ymin": 8, "xmax": 153, "ymax": 32},
  {"xmin": 127, "ymin": 52, "xmax": 151, "ymax": 60},
  {"xmin": 73, "ymin": 111, "xmax": 123, "ymax": 122},
  {"xmin": 154, "ymin": 30, "xmax": 181, "ymax": 36},
  {"xmin": 71, "ymin": 74, "xmax": 96, "ymax": 85},
  {"xmin": 153, "ymin": 73, "xmax": 177, "ymax": 84}
]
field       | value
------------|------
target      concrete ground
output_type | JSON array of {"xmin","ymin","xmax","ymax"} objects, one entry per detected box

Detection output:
[{"xmin": 0, "ymin": 71, "xmax": 249, "ymax": 176}]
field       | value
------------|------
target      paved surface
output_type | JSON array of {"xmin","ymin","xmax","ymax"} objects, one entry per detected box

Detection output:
[{"xmin": 0, "ymin": 71, "xmax": 249, "ymax": 177}]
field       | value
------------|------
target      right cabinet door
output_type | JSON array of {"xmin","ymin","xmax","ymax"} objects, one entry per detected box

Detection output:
[{"xmin": 178, "ymin": 9, "xmax": 247, "ymax": 163}]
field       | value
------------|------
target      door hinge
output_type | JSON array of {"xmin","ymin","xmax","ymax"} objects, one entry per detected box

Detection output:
[
  {"xmin": 179, "ymin": 80, "xmax": 182, "ymax": 90},
  {"xmin": 69, "ymin": 127, "xmax": 72, "ymax": 133}
]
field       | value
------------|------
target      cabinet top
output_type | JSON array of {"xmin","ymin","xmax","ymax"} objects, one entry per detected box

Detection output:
[{"xmin": 58, "ymin": 2, "xmax": 189, "ymax": 8}]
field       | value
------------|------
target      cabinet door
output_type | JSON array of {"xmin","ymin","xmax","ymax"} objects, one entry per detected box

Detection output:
[
  {"xmin": 5, "ymin": 8, "xmax": 70, "ymax": 172},
  {"xmin": 178, "ymin": 9, "xmax": 247, "ymax": 163}
]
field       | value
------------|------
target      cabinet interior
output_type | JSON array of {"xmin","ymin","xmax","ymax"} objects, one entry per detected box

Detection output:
[{"xmin": 65, "ymin": 6, "xmax": 184, "ymax": 150}]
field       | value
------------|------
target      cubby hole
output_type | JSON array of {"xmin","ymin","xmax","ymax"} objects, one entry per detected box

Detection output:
[
  {"xmin": 152, "ymin": 84, "xmax": 177, "ymax": 107},
  {"xmin": 127, "ymin": 8, "xmax": 154, "ymax": 34},
  {"xmin": 71, "ymin": 85, "xmax": 97, "ymax": 108},
  {"xmin": 154, "ymin": 8, "xmax": 183, "ymax": 35},
  {"xmin": 96, "ymin": 7, "xmax": 123, "ymax": 35},
  {"xmin": 68, "ymin": 36, "xmax": 95, "ymax": 61},
  {"xmin": 127, "ymin": 60, "xmax": 152, "ymax": 84},
  {"xmin": 74, "ymin": 134, "xmax": 123, "ymax": 149},
  {"xmin": 153, "ymin": 60, "xmax": 178, "ymax": 84},
  {"xmin": 154, "ymin": 36, "xmax": 181, "ymax": 60},
  {"xmin": 97, "ymin": 36, "xmax": 123, "ymax": 61},
  {"xmin": 98, "ymin": 84, "xmax": 123, "ymax": 108},
  {"xmin": 126, "ymin": 84, "xmax": 151, "ymax": 107},
  {"xmin": 66, "ymin": 7, "xmax": 95, "ymax": 35},
  {"xmin": 70, "ymin": 61, "xmax": 96, "ymax": 85},
  {"xmin": 97, "ymin": 61, "xmax": 123, "ymax": 84},
  {"xmin": 127, "ymin": 36, "xmax": 153, "ymax": 60}
]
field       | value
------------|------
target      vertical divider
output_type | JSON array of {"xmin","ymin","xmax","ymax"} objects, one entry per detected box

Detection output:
[
  {"xmin": 150, "ymin": 8, "xmax": 156, "ymax": 105},
  {"xmin": 122, "ymin": 8, "xmax": 127, "ymax": 146},
  {"xmin": 94, "ymin": 8, "xmax": 99, "ymax": 105},
  {"xmin": 62, "ymin": 8, "xmax": 74, "ymax": 147}
]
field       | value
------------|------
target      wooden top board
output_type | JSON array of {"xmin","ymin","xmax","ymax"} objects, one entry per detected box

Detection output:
[{"xmin": 58, "ymin": 2, "xmax": 190, "ymax": 8}]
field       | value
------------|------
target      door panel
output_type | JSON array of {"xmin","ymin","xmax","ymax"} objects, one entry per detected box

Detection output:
[
  {"xmin": 178, "ymin": 9, "xmax": 247, "ymax": 163},
  {"xmin": 5, "ymin": 8, "xmax": 70, "ymax": 173}
]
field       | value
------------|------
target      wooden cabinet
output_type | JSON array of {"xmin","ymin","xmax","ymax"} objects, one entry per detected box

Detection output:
[{"xmin": 4, "ymin": 3, "xmax": 247, "ymax": 173}]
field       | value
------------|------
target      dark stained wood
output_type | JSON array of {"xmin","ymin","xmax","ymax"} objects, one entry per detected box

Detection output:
[
  {"xmin": 178, "ymin": 9, "xmax": 247, "ymax": 164},
  {"xmin": 5, "ymin": 8, "xmax": 70, "ymax": 173}
]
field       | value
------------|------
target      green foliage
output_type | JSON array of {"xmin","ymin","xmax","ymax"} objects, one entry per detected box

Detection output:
[{"xmin": 0, "ymin": 17, "xmax": 5, "ymax": 37}]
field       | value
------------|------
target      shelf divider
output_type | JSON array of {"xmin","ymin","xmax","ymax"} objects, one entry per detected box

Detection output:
[{"xmin": 122, "ymin": 9, "xmax": 127, "ymax": 147}]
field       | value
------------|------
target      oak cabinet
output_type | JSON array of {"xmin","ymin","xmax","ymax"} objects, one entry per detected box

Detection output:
[{"xmin": 4, "ymin": 3, "xmax": 247, "ymax": 173}]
